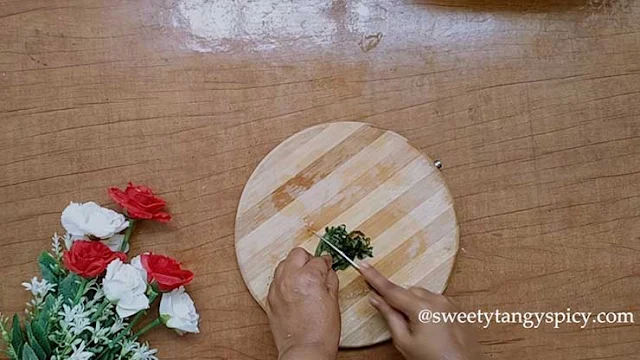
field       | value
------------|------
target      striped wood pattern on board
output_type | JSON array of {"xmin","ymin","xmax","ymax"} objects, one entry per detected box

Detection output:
[{"xmin": 234, "ymin": 122, "xmax": 459, "ymax": 347}]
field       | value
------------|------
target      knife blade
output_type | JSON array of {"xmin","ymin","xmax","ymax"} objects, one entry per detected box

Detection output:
[{"xmin": 309, "ymin": 230, "xmax": 361, "ymax": 270}]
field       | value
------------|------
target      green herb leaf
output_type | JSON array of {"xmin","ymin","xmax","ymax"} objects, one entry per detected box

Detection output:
[
  {"xmin": 10, "ymin": 314, "xmax": 24, "ymax": 359},
  {"xmin": 314, "ymin": 225, "xmax": 374, "ymax": 271},
  {"xmin": 37, "ymin": 252, "xmax": 59, "ymax": 285},
  {"xmin": 59, "ymin": 273, "xmax": 82, "ymax": 302},
  {"xmin": 24, "ymin": 324, "xmax": 45, "ymax": 360},
  {"xmin": 20, "ymin": 344, "xmax": 38, "ymax": 360},
  {"xmin": 36, "ymin": 295, "xmax": 54, "ymax": 332},
  {"xmin": 29, "ymin": 322, "xmax": 50, "ymax": 357},
  {"xmin": 15, "ymin": 343, "xmax": 24, "ymax": 360}
]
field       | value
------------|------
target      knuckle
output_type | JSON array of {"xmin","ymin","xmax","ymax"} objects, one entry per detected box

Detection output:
[
  {"xmin": 290, "ymin": 247, "xmax": 308, "ymax": 257},
  {"xmin": 267, "ymin": 288, "xmax": 277, "ymax": 305},
  {"xmin": 418, "ymin": 299, "xmax": 431, "ymax": 309},
  {"xmin": 299, "ymin": 271, "xmax": 322, "ymax": 285},
  {"xmin": 381, "ymin": 281, "xmax": 397, "ymax": 294},
  {"xmin": 308, "ymin": 268, "xmax": 325, "ymax": 280},
  {"xmin": 273, "ymin": 263, "xmax": 284, "ymax": 277},
  {"xmin": 278, "ymin": 280, "xmax": 291, "ymax": 293},
  {"xmin": 434, "ymin": 295, "xmax": 455, "ymax": 310},
  {"xmin": 408, "ymin": 286, "xmax": 427, "ymax": 298}
]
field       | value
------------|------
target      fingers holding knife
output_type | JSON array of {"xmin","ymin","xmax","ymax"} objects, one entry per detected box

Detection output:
[
  {"xmin": 359, "ymin": 262, "xmax": 424, "ymax": 316},
  {"xmin": 308, "ymin": 228, "xmax": 417, "ymax": 314}
]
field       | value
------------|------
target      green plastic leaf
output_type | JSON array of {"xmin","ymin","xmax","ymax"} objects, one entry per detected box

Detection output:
[
  {"xmin": 30, "ymin": 322, "xmax": 50, "ymax": 357},
  {"xmin": 24, "ymin": 324, "xmax": 45, "ymax": 360},
  {"xmin": 37, "ymin": 252, "xmax": 59, "ymax": 285},
  {"xmin": 15, "ymin": 343, "xmax": 24, "ymax": 360},
  {"xmin": 36, "ymin": 295, "xmax": 54, "ymax": 332},
  {"xmin": 20, "ymin": 344, "xmax": 38, "ymax": 360},
  {"xmin": 13, "ymin": 343, "xmax": 24, "ymax": 360},
  {"xmin": 59, "ymin": 273, "xmax": 81, "ymax": 301},
  {"xmin": 10, "ymin": 314, "xmax": 23, "ymax": 359}
]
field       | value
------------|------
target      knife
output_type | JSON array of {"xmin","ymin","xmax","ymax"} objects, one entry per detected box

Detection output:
[{"xmin": 309, "ymin": 230, "xmax": 361, "ymax": 270}]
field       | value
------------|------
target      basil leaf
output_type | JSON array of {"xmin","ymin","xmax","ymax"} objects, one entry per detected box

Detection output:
[{"xmin": 314, "ymin": 225, "xmax": 373, "ymax": 271}]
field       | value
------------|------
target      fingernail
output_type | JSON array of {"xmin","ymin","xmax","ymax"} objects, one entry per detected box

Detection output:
[{"xmin": 360, "ymin": 261, "xmax": 371, "ymax": 269}]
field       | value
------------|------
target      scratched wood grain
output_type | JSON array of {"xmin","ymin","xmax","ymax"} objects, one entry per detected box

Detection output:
[
  {"xmin": 1, "ymin": 0, "xmax": 639, "ymax": 359},
  {"xmin": 235, "ymin": 121, "xmax": 458, "ymax": 347}
]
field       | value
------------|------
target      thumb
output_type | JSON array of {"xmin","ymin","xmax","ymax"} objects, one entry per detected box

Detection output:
[{"xmin": 369, "ymin": 293, "xmax": 410, "ymax": 341}]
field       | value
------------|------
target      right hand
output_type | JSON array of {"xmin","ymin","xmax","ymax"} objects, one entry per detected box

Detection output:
[{"xmin": 360, "ymin": 262, "xmax": 483, "ymax": 360}]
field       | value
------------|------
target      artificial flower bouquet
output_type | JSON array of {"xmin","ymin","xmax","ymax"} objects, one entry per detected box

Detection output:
[{"xmin": 1, "ymin": 183, "xmax": 199, "ymax": 360}]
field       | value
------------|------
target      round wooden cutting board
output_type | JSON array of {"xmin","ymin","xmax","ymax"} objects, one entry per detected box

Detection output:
[{"xmin": 235, "ymin": 122, "xmax": 459, "ymax": 347}]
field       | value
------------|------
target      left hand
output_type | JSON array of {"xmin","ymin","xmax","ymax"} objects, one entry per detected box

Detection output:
[{"xmin": 266, "ymin": 247, "xmax": 341, "ymax": 360}]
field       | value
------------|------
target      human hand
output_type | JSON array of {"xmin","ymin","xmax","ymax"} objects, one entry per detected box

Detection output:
[
  {"xmin": 266, "ymin": 248, "xmax": 341, "ymax": 360},
  {"xmin": 360, "ymin": 262, "xmax": 483, "ymax": 360}
]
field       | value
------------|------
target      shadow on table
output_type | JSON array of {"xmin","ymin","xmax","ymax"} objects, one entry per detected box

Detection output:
[{"xmin": 412, "ymin": 0, "xmax": 625, "ymax": 12}]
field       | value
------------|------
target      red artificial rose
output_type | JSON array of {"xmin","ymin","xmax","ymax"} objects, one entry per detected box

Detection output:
[
  {"xmin": 140, "ymin": 253, "xmax": 194, "ymax": 291},
  {"xmin": 63, "ymin": 241, "xmax": 127, "ymax": 278},
  {"xmin": 108, "ymin": 182, "xmax": 171, "ymax": 222}
]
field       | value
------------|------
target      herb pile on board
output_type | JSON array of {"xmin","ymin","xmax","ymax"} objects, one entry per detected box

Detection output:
[{"xmin": 314, "ymin": 225, "xmax": 373, "ymax": 271}]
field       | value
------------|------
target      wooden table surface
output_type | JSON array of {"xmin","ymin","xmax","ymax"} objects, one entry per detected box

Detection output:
[{"xmin": 1, "ymin": 0, "xmax": 639, "ymax": 359}]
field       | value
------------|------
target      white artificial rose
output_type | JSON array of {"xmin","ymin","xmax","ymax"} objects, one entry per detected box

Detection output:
[
  {"xmin": 130, "ymin": 255, "xmax": 148, "ymax": 281},
  {"xmin": 103, "ymin": 259, "xmax": 149, "ymax": 318},
  {"xmin": 61, "ymin": 202, "xmax": 129, "ymax": 239},
  {"xmin": 101, "ymin": 234, "xmax": 129, "ymax": 253},
  {"xmin": 159, "ymin": 286, "xmax": 200, "ymax": 335}
]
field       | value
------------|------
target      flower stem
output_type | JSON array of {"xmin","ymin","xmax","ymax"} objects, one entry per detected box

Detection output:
[
  {"xmin": 97, "ymin": 347, "xmax": 117, "ymax": 360},
  {"xmin": 108, "ymin": 311, "xmax": 144, "ymax": 349},
  {"xmin": 120, "ymin": 219, "xmax": 137, "ymax": 252},
  {"xmin": 73, "ymin": 278, "xmax": 88, "ymax": 304},
  {"xmin": 134, "ymin": 317, "xmax": 162, "ymax": 338},
  {"xmin": 107, "ymin": 291, "xmax": 159, "ymax": 348},
  {"xmin": 90, "ymin": 298, "xmax": 110, "ymax": 321},
  {"xmin": 148, "ymin": 291, "xmax": 159, "ymax": 306}
]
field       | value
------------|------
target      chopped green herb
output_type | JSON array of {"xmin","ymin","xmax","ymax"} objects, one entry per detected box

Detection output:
[{"xmin": 314, "ymin": 224, "xmax": 374, "ymax": 271}]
